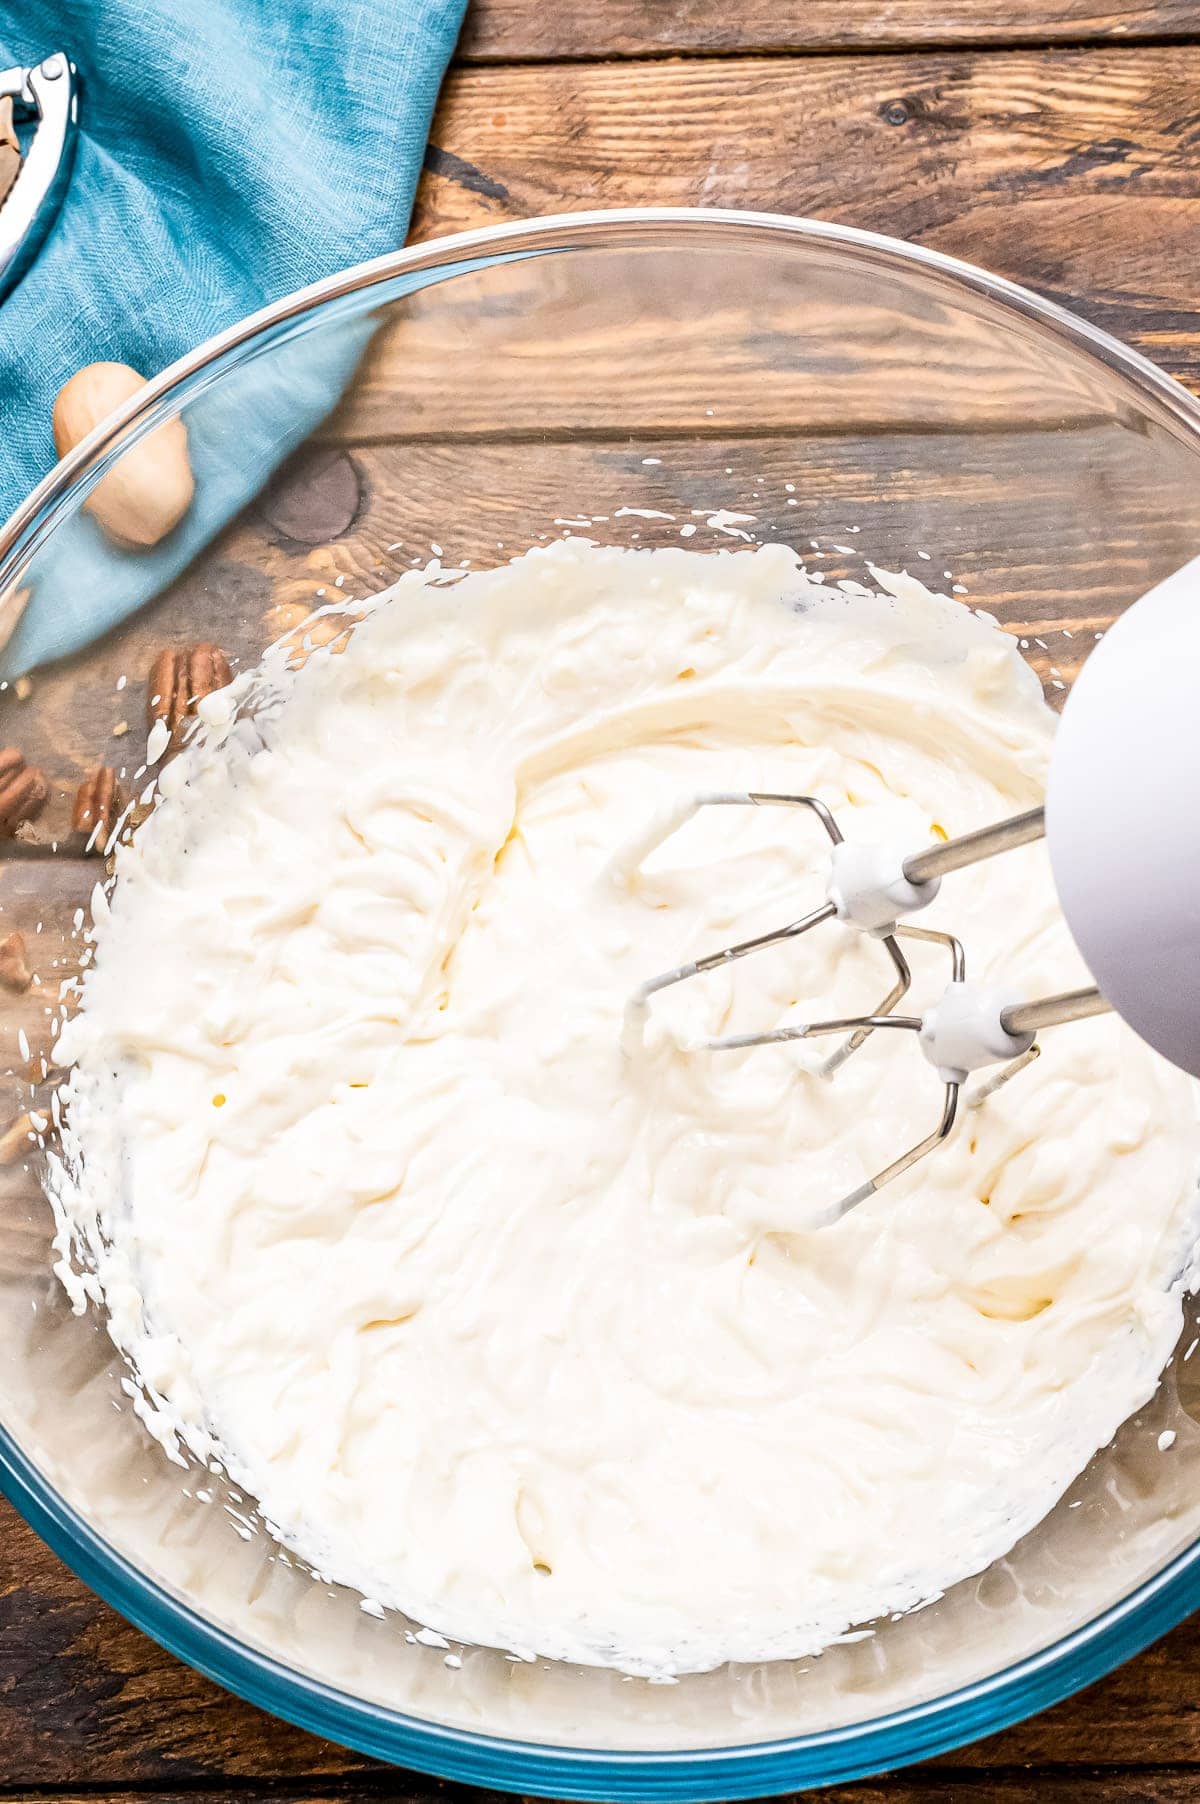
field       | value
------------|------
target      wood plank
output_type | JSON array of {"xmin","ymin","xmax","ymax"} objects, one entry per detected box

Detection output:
[
  {"xmin": 460, "ymin": 0, "xmax": 1200, "ymax": 62},
  {"xmin": 4, "ymin": 426, "xmax": 1198, "ymax": 821},
  {"xmin": 6, "ymin": 1779, "xmax": 1200, "ymax": 1804},
  {"xmin": 405, "ymin": 47, "xmax": 1200, "ymax": 397},
  {"xmin": 0, "ymin": 1498, "xmax": 371, "ymax": 1781},
  {"xmin": 331, "ymin": 252, "xmax": 1127, "ymax": 440}
]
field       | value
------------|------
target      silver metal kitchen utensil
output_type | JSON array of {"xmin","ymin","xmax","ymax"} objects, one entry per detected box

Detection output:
[
  {"xmin": 0, "ymin": 54, "xmax": 79, "ymax": 303},
  {"xmin": 622, "ymin": 794, "xmax": 1107, "ymax": 1221}
]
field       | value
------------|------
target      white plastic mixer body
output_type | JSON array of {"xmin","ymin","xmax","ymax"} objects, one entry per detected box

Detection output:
[{"xmin": 1047, "ymin": 553, "xmax": 1200, "ymax": 1081}]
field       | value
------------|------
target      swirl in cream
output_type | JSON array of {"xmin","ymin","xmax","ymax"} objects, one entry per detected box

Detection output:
[{"xmin": 51, "ymin": 541, "xmax": 1199, "ymax": 1676}]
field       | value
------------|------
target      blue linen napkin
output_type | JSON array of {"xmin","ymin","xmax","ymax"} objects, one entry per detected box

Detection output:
[{"xmin": 0, "ymin": 0, "xmax": 465, "ymax": 672}]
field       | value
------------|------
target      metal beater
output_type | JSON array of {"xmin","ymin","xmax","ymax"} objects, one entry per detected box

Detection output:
[
  {"xmin": 624, "ymin": 795, "xmax": 1106, "ymax": 1221},
  {"xmin": 624, "ymin": 553, "xmax": 1200, "ymax": 1223}
]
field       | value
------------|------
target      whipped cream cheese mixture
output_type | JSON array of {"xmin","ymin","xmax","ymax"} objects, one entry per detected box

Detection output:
[{"xmin": 51, "ymin": 540, "xmax": 1199, "ymax": 1676}]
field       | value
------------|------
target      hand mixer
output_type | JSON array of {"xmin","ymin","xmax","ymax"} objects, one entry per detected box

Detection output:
[{"xmin": 626, "ymin": 555, "xmax": 1200, "ymax": 1222}]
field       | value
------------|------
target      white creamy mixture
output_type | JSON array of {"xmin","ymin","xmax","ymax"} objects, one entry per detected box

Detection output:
[{"xmin": 51, "ymin": 541, "xmax": 1199, "ymax": 1676}]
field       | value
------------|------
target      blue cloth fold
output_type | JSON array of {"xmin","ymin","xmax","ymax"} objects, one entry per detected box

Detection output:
[{"xmin": 0, "ymin": 0, "xmax": 465, "ymax": 669}]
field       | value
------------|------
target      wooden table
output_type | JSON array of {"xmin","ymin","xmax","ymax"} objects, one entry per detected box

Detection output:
[{"xmin": 5, "ymin": 2, "xmax": 1200, "ymax": 1798}]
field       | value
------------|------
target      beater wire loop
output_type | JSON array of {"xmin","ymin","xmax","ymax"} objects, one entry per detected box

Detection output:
[{"xmin": 622, "ymin": 792, "xmax": 1105, "ymax": 1221}]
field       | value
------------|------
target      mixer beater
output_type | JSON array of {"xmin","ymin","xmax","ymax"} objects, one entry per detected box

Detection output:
[
  {"xmin": 623, "ymin": 793, "xmax": 1110, "ymax": 1221},
  {"xmin": 622, "ymin": 551, "xmax": 1200, "ymax": 1222}
]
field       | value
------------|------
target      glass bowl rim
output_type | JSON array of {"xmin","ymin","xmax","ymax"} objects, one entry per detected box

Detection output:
[
  {"xmin": 4, "ymin": 205, "xmax": 1200, "ymax": 1795},
  {"xmin": 7, "ymin": 203, "xmax": 1200, "ymax": 564}
]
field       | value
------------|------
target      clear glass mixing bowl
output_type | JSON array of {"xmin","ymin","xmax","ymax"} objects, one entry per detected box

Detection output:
[{"xmin": 2, "ymin": 209, "xmax": 1200, "ymax": 1798}]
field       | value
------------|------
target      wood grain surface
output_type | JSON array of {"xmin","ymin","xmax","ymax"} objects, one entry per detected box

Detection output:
[
  {"xmin": 4, "ymin": 4, "xmax": 1200, "ymax": 1801},
  {"xmin": 413, "ymin": 47, "xmax": 1200, "ymax": 386},
  {"xmin": 460, "ymin": 0, "xmax": 1200, "ymax": 60},
  {"xmin": 7, "ymin": 425, "xmax": 1193, "ymax": 824}
]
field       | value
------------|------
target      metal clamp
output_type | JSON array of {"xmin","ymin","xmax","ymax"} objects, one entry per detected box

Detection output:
[{"xmin": 0, "ymin": 54, "xmax": 79, "ymax": 303}]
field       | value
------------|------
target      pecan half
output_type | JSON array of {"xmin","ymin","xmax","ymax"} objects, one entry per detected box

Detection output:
[
  {"xmin": 0, "ymin": 931, "xmax": 30, "ymax": 993},
  {"xmin": 147, "ymin": 644, "xmax": 232, "ymax": 743},
  {"xmin": 73, "ymin": 765, "xmax": 120, "ymax": 850},
  {"xmin": 0, "ymin": 747, "xmax": 47, "ymax": 835}
]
